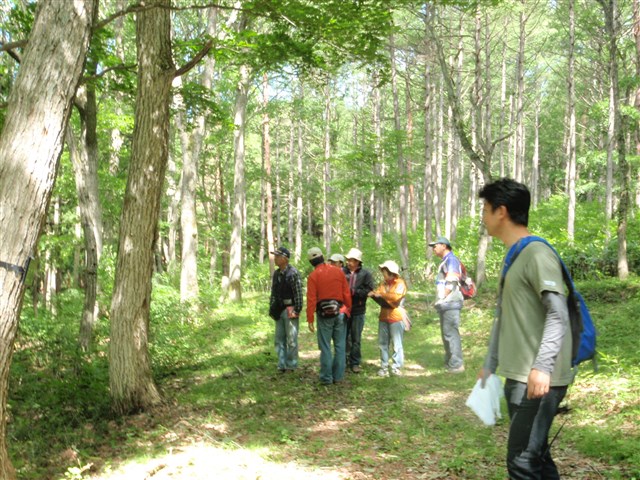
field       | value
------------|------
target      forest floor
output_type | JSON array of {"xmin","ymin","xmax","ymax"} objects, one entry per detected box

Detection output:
[
  {"xmin": 11, "ymin": 290, "xmax": 638, "ymax": 480},
  {"xmin": 74, "ymin": 295, "xmax": 635, "ymax": 480}
]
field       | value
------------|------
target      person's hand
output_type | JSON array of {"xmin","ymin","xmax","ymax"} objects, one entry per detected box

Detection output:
[
  {"xmin": 527, "ymin": 368, "xmax": 550, "ymax": 399},
  {"xmin": 477, "ymin": 367, "xmax": 492, "ymax": 388},
  {"xmin": 308, "ymin": 322, "xmax": 315, "ymax": 333}
]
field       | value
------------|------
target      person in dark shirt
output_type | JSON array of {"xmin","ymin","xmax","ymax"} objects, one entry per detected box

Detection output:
[
  {"xmin": 269, "ymin": 246, "xmax": 303, "ymax": 373},
  {"xmin": 344, "ymin": 248, "xmax": 374, "ymax": 373}
]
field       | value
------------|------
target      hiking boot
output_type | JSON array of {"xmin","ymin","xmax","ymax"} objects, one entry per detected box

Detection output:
[
  {"xmin": 351, "ymin": 365, "xmax": 361, "ymax": 373},
  {"xmin": 447, "ymin": 365, "xmax": 465, "ymax": 374},
  {"xmin": 391, "ymin": 368, "xmax": 402, "ymax": 376},
  {"xmin": 377, "ymin": 368, "xmax": 389, "ymax": 377}
]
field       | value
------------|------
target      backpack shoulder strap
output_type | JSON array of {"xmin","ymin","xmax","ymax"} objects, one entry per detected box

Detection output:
[{"xmin": 502, "ymin": 236, "xmax": 576, "ymax": 295}]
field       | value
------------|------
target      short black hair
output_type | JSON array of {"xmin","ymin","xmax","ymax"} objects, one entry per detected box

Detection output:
[{"xmin": 479, "ymin": 178, "xmax": 530, "ymax": 227}]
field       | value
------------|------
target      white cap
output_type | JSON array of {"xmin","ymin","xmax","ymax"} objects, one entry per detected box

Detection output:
[
  {"xmin": 307, "ymin": 247, "xmax": 323, "ymax": 261},
  {"xmin": 329, "ymin": 253, "xmax": 345, "ymax": 263},
  {"xmin": 379, "ymin": 260, "xmax": 400, "ymax": 275}
]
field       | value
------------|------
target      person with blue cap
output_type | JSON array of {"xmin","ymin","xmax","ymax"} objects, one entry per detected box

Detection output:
[{"xmin": 429, "ymin": 236, "xmax": 465, "ymax": 373}]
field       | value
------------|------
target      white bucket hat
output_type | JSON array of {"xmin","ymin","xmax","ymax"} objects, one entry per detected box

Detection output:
[
  {"xmin": 379, "ymin": 260, "xmax": 400, "ymax": 275},
  {"xmin": 345, "ymin": 247, "xmax": 363, "ymax": 262}
]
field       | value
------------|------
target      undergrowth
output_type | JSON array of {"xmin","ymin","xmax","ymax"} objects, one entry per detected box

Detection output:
[{"xmin": 8, "ymin": 276, "xmax": 640, "ymax": 479}]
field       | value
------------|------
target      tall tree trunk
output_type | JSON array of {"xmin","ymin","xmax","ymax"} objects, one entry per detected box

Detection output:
[
  {"xmin": 228, "ymin": 61, "xmax": 251, "ymax": 302},
  {"xmin": 0, "ymin": 1, "xmax": 97, "ymax": 476},
  {"xmin": 322, "ymin": 83, "xmax": 333, "ymax": 254},
  {"xmin": 633, "ymin": 0, "xmax": 640, "ymax": 206},
  {"xmin": 108, "ymin": 0, "xmax": 128, "ymax": 177},
  {"xmin": 295, "ymin": 83, "xmax": 304, "ymax": 262},
  {"xmin": 109, "ymin": 0, "xmax": 174, "ymax": 415},
  {"xmin": 67, "ymin": 73, "xmax": 103, "ymax": 350},
  {"xmin": 514, "ymin": 0, "xmax": 526, "ymax": 182},
  {"xmin": 372, "ymin": 72, "xmax": 384, "ymax": 248},
  {"xmin": 389, "ymin": 34, "xmax": 409, "ymax": 274},
  {"xmin": 598, "ymin": 0, "xmax": 630, "ymax": 279},
  {"xmin": 262, "ymin": 72, "xmax": 275, "ymax": 275},
  {"xmin": 567, "ymin": 0, "xmax": 577, "ymax": 243},
  {"xmin": 423, "ymin": 21, "xmax": 435, "ymax": 276}
]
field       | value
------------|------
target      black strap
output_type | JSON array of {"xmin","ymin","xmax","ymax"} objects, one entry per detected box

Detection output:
[{"xmin": 0, "ymin": 256, "xmax": 32, "ymax": 283}]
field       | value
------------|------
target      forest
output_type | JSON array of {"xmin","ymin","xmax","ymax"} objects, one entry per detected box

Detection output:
[{"xmin": 0, "ymin": 0, "xmax": 639, "ymax": 479}]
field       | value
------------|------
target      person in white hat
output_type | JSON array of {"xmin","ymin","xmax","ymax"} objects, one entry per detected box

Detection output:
[
  {"xmin": 306, "ymin": 247, "xmax": 352, "ymax": 385},
  {"xmin": 344, "ymin": 247, "xmax": 374, "ymax": 373},
  {"xmin": 368, "ymin": 260, "xmax": 407, "ymax": 377}
]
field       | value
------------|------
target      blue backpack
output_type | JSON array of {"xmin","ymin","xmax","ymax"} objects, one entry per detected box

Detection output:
[{"xmin": 501, "ymin": 236, "xmax": 597, "ymax": 368}]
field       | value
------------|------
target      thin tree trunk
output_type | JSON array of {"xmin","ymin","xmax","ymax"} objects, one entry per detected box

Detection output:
[
  {"xmin": 295, "ymin": 83, "xmax": 304, "ymax": 262},
  {"xmin": 228, "ymin": 61, "xmax": 251, "ymax": 302},
  {"xmin": 514, "ymin": 0, "xmax": 526, "ymax": 182},
  {"xmin": 0, "ymin": 1, "xmax": 96, "ymax": 476},
  {"xmin": 372, "ymin": 72, "xmax": 384, "ymax": 248},
  {"xmin": 323, "ymin": 83, "xmax": 333, "ymax": 253},
  {"xmin": 389, "ymin": 34, "xmax": 409, "ymax": 274},
  {"xmin": 262, "ymin": 72, "xmax": 275, "ymax": 275},
  {"xmin": 567, "ymin": 0, "xmax": 577, "ymax": 243},
  {"xmin": 67, "ymin": 75, "xmax": 103, "ymax": 350}
]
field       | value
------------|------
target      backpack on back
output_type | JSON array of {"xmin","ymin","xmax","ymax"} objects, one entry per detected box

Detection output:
[
  {"xmin": 459, "ymin": 262, "xmax": 477, "ymax": 299},
  {"xmin": 502, "ymin": 236, "xmax": 597, "ymax": 368}
]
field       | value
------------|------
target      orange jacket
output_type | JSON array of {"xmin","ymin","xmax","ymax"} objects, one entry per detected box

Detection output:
[
  {"xmin": 373, "ymin": 277, "xmax": 407, "ymax": 323},
  {"xmin": 306, "ymin": 263, "xmax": 352, "ymax": 324}
]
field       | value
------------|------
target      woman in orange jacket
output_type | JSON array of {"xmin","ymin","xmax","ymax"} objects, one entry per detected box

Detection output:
[{"xmin": 368, "ymin": 260, "xmax": 407, "ymax": 377}]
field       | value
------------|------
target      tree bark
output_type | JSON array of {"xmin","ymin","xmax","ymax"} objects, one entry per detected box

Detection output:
[
  {"xmin": 109, "ymin": 0, "xmax": 174, "ymax": 415},
  {"xmin": 67, "ymin": 75, "xmax": 103, "ymax": 350},
  {"xmin": 567, "ymin": 0, "xmax": 577, "ymax": 242},
  {"xmin": 262, "ymin": 72, "xmax": 275, "ymax": 275},
  {"xmin": 228, "ymin": 61, "xmax": 251, "ymax": 301},
  {"xmin": 0, "ymin": 1, "xmax": 97, "ymax": 476}
]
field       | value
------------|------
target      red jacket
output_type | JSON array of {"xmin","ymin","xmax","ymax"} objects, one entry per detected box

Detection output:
[{"xmin": 306, "ymin": 263, "xmax": 352, "ymax": 324}]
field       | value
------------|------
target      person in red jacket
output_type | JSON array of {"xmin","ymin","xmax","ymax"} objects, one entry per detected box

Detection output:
[{"xmin": 306, "ymin": 247, "xmax": 352, "ymax": 385}]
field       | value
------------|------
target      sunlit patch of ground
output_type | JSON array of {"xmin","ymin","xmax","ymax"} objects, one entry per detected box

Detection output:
[{"xmin": 89, "ymin": 442, "xmax": 349, "ymax": 480}]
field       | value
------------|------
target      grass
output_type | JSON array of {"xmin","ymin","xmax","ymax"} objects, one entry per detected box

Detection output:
[{"xmin": 8, "ymin": 280, "xmax": 640, "ymax": 479}]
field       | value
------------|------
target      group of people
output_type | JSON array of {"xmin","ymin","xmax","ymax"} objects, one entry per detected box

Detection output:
[
  {"xmin": 268, "ymin": 177, "xmax": 575, "ymax": 480},
  {"xmin": 269, "ymin": 245, "xmax": 409, "ymax": 384}
]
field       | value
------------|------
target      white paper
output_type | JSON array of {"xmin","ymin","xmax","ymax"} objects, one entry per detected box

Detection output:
[{"xmin": 465, "ymin": 374, "xmax": 504, "ymax": 426}]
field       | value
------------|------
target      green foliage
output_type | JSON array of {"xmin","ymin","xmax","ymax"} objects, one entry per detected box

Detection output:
[{"xmin": 525, "ymin": 195, "xmax": 640, "ymax": 280}]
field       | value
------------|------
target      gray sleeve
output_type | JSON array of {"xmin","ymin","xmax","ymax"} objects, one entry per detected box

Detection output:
[
  {"xmin": 483, "ymin": 317, "xmax": 500, "ymax": 372},
  {"xmin": 532, "ymin": 291, "xmax": 569, "ymax": 374}
]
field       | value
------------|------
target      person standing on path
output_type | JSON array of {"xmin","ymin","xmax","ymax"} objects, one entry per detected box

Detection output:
[
  {"xmin": 368, "ymin": 260, "xmax": 407, "ymax": 377},
  {"xmin": 479, "ymin": 178, "xmax": 574, "ymax": 479},
  {"xmin": 306, "ymin": 247, "xmax": 352, "ymax": 385},
  {"xmin": 268, "ymin": 246, "xmax": 303, "ymax": 373},
  {"xmin": 344, "ymin": 248, "xmax": 374, "ymax": 373},
  {"xmin": 430, "ymin": 236, "xmax": 465, "ymax": 373}
]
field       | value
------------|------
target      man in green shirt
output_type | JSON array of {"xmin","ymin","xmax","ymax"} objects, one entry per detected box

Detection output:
[{"xmin": 479, "ymin": 178, "xmax": 574, "ymax": 479}]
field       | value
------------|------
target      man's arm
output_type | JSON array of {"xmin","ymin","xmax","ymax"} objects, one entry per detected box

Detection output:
[
  {"xmin": 291, "ymin": 270, "xmax": 304, "ymax": 315},
  {"xmin": 528, "ymin": 291, "xmax": 569, "ymax": 399}
]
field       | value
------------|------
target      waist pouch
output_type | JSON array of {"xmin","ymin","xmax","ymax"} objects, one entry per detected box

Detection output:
[{"xmin": 317, "ymin": 299, "xmax": 342, "ymax": 318}]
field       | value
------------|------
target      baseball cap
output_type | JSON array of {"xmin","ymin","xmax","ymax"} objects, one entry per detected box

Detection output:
[
  {"xmin": 271, "ymin": 246, "xmax": 290, "ymax": 258},
  {"xmin": 307, "ymin": 247, "xmax": 324, "ymax": 261},
  {"xmin": 428, "ymin": 236, "xmax": 452, "ymax": 248}
]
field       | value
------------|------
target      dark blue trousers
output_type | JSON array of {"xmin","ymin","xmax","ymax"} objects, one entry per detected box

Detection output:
[{"xmin": 504, "ymin": 379, "xmax": 568, "ymax": 480}]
